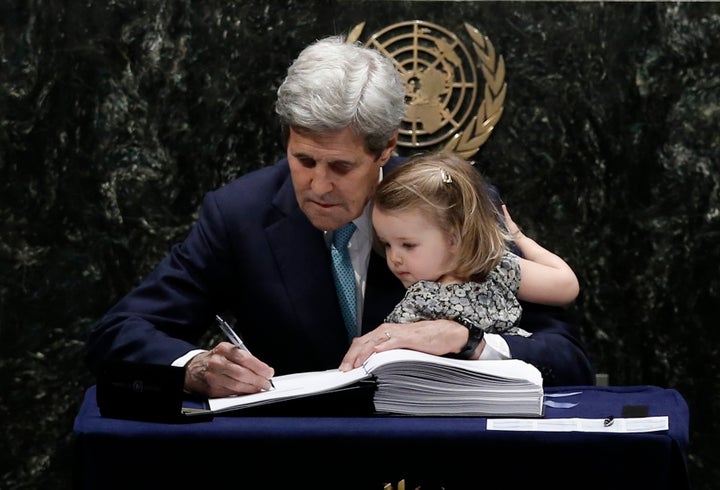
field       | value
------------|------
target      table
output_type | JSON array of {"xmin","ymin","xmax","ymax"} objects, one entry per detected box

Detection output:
[{"xmin": 73, "ymin": 385, "xmax": 689, "ymax": 489}]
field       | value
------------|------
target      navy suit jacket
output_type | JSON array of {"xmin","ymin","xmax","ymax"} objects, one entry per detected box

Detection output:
[{"xmin": 85, "ymin": 156, "xmax": 595, "ymax": 386}]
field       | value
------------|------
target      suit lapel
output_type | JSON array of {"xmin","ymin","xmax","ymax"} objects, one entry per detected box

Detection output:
[
  {"xmin": 265, "ymin": 175, "xmax": 349, "ymax": 359},
  {"xmin": 363, "ymin": 250, "xmax": 406, "ymax": 334},
  {"xmin": 362, "ymin": 156, "xmax": 406, "ymax": 332}
]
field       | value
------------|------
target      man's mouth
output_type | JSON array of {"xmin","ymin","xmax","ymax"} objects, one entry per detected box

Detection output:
[{"xmin": 309, "ymin": 199, "xmax": 339, "ymax": 209}]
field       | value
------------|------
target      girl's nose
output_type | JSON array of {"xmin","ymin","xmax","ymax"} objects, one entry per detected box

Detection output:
[{"xmin": 388, "ymin": 249, "xmax": 402, "ymax": 265}]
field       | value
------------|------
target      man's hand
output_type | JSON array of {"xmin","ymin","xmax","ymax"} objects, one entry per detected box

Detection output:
[
  {"xmin": 339, "ymin": 319, "xmax": 485, "ymax": 371},
  {"xmin": 184, "ymin": 342, "xmax": 275, "ymax": 397}
]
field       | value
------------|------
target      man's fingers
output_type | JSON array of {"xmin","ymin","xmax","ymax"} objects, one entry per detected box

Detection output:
[{"xmin": 185, "ymin": 343, "xmax": 274, "ymax": 396}]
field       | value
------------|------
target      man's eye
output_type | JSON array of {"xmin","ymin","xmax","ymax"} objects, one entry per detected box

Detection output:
[
  {"xmin": 403, "ymin": 243, "xmax": 417, "ymax": 249},
  {"xmin": 330, "ymin": 162, "xmax": 353, "ymax": 174},
  {"xmin": 298, "ymin": 158, "xmax": 315, "ymax": 168}
]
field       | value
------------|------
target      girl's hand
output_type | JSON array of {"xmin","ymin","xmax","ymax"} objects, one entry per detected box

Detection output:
[{"xmin": 502, "ymin": 204, "xmax": 522, "ymax": 239}]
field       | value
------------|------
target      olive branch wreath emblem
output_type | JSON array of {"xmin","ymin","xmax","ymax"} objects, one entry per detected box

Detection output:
[{"xmin": 347, "ymin": 22, "xmax": 506, "ymax": 159}]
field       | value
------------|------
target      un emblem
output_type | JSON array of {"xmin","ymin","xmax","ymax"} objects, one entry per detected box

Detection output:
[{"xmin": 347, "ymin": 21, "xmax": 506, "ymax": 159}]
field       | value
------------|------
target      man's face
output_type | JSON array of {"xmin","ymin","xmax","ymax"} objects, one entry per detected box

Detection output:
[{"xmin": 288, "ymin": 126, "xmax": 394, "ymax": 231}]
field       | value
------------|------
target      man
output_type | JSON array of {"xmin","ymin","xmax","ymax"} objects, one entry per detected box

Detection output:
[{"xmin": 85, "ymin": 35, "xmax": 595, "ymax": 397}]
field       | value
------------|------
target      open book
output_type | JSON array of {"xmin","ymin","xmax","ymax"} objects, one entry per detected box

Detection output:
[{"xmin": 207, "ymin": 349, "xmax": 544, "ymax": 417}]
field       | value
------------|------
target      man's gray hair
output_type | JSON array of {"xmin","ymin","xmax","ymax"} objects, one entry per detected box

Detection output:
[{"xmin": 276, "ymin": 35, "xmax": 407, "ymax": 154}]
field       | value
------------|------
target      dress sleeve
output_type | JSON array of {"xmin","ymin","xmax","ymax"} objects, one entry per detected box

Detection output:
[
  {"xmin": 468, "ymin": 251, "xmax": 528, "ymax": 336},
  {"xmin": 384, "ymin": 281, "xmax": 436, "ymax": 323},
  {"xmin": 486, "ymin": 250, "xmax": 521, "ymax": 295}
]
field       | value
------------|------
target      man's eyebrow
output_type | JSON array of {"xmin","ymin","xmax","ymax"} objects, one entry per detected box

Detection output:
[
  {"xmin": 290, "ymin": 152, "xmax": 357, "ymax": 167},
  {"xmin": 328, "ymin": 158, "xmax": 357, "ymax": 166}
]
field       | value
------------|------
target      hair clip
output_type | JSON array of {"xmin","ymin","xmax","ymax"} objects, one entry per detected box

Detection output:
[{"xmin": 440, "ymin": 169, "xmax": 453, "ymax": 183}]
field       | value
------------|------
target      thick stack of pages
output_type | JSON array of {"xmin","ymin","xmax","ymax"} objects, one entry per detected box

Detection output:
[
  {"xmin": 206, "ymin": 349, "xmax": 544, "ymax": 417},
  {"xmin": 365, "ymin": 349, "xmax": 544, "ymax": 416}
]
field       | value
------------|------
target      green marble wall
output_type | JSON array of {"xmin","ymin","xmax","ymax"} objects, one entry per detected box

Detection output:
[{"xmin": 1, "ymin": 1, "xmax": 718, "ymax": 488}]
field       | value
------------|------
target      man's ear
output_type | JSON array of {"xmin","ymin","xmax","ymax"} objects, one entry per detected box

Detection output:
[{"xmin": 378, "ymin": 131, "xmax": 399, "ymax": 165}]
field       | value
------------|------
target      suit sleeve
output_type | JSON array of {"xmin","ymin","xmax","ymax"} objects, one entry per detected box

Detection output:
[
  {"xmin": 504, "ymin": 301, "xmax": 596, "ymax": 386},
  {"xmin": 83, "ymin": 190, "xmax": 234, "ymax": 374}
]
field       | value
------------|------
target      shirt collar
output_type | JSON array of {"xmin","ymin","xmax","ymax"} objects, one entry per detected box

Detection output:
[{"xmin": 323, "ymin": 166, "xmax": 383, "ymax": 246}]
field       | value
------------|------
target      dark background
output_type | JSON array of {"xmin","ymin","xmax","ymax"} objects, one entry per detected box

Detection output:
[{"xmin": 1, "ymin": 1, "xmax": 718, "ymax": 488}]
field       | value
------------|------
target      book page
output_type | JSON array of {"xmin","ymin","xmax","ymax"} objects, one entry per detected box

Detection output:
[
  {"xmin": 208, "ymin": 366, "xmax": 369, "ymax": 412},
  {"xmin": 363, "ymin": 349, "xmax": 543, "ymax": 386}
]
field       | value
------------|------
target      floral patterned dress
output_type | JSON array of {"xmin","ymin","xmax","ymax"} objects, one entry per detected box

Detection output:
[{"xmin": 384, "ymin": 250, "xmax": 531, "ymax": 337}]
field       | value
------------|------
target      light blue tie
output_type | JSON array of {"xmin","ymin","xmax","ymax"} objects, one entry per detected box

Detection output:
[{"xmin": 331, "ymin": 223, "xmax": 357, "ymax": 341}]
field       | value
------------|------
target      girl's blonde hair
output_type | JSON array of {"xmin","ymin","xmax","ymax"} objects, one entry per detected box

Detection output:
[{"xmin": 374, "ymin": 151, "xmax": 510, "ymax": 280}]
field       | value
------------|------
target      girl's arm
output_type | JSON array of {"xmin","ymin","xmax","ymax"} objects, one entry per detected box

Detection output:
[{"xmin": 503, "ymin": 205, "xmax": 579, "ymax": 306}]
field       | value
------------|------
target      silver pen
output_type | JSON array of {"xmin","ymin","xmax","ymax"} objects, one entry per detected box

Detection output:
[
  {"xmin": 215, "ymin": 314, "xmax": 251, "ymax": 352},
  {"xmin": 215, "ymin": 314, "xmax": 275, "ymax": 389}
]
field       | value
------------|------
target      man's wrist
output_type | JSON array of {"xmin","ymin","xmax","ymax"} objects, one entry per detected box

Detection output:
[
  {"xmin": 449, "ymin": 316, "xmax": 485, "ymax": 360},
  {"xmin": 172, "ymin": 349, "xmax": 207, "ymax": 368}
]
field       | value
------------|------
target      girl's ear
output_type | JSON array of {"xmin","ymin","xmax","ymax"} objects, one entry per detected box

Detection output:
[{"xmin": 447, "ymin": 234, "xmax": 460, "ymax": 254}]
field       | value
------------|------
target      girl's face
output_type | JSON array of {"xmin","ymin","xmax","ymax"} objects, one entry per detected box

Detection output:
[{"xmin": 372, "ymin": 206, "xmax": 458, "ymax": 288}]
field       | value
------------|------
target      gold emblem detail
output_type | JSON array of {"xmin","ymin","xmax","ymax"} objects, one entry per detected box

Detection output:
[{"xmin": 348, "ymin": 21, "xmax": 506, "ymax": 159}]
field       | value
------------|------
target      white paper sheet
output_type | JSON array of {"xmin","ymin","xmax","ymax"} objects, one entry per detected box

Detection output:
[{"xmin": 486, "ymin": 416, "xmax": 669, "ymax": 433}]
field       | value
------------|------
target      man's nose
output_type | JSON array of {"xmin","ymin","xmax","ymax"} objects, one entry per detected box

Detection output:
[{"xmin": 310, "ymin": 166, "xmax": 333, "ymax": 195}]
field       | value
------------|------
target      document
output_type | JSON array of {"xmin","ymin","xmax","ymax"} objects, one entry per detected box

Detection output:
[
  {"xmin": 208, "ymin": 349, "xmax": 544, "ymax": 417},
  {"xmin": 487, "ymin": 416, "xmax": 669, "ymax": 433}
]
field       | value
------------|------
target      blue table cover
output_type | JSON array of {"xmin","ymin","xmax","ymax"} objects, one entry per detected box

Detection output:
[{"xmin": 73, "ymin": 384, "xmax": 689, "ymax": 489}]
